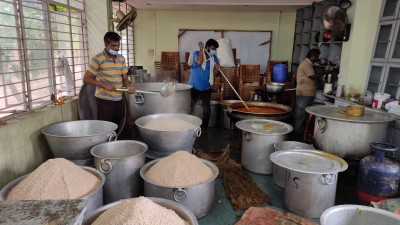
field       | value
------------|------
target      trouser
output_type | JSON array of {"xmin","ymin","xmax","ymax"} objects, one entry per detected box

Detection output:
[
  {"xmin": 294, "ymin": 96, "xmax": 314, "ymax": 134},
  {"xmin": 96, "ymin": 97, "xmax": 123, "ymax": 125},
  {"xmin": 191, "ymin": 88, "xmax": 212, "ymax": 129}
]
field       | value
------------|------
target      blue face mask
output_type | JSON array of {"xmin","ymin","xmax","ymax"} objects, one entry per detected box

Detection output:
[
  {"xmin": 209, "ymin": 49, "xmax": 216, "ymax": 56},
  {"xmin": 108, "ymin": 49, "xmax": 118, "ymax": 56}
]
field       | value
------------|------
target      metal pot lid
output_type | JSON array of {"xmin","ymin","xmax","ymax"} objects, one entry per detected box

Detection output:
[
  {"xmin": 235, "ymin": 119, "xmax": 293, "ymax": 135},
  {"xmin": 306, "ymin": 105, "xmax": 396, "ymax": 123},
  {"xmin": 270, "ymin": 149, "xmax": 347, "ymax": 174}
]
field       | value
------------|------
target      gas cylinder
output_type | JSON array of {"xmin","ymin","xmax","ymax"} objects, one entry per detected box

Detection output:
[{"xmin": 358, "ymin": 142, "xmax": 400, "ymax": 202}]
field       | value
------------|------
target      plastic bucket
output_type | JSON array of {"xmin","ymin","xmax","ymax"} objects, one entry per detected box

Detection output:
[
  {"xmin": 272, "ymin": 63, "xmax": 288, "ymax": 83},
  {"xmin": 91, "ymin": 140, "xmax": 147, "ymax": 204},
  {"xmin": 272, "ymin": 141, "xmax": 315, "ymax": 188}
]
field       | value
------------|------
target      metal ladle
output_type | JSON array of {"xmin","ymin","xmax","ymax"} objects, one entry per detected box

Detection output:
[
  {"xmin": 204, "ymin": 50, "xmax": 249, "ymax": 109},
  {"xmin": 116, "ymin": 82, "xmax": 175, "ymax": 97}
]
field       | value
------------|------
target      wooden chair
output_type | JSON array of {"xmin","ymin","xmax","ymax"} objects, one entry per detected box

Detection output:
[
  {"xmin": 154, "ymin": 51, "xmax": 180, "ymax": 81},
  {"xmin": 238, "ymin": 64, "xmax": 264, "ymax": 101}
]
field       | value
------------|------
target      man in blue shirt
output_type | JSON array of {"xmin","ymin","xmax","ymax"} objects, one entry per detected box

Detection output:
[{"xmin": 189, "ymin": 39, "xmax": 221, "ymax": 133}]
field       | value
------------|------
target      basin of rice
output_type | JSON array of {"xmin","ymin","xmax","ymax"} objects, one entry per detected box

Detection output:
[
  {"xmin": 91, "ymin": 196, "xmax": 189, "ymax": 225},
  {"xmin": 6, "ymin": 158, "xmax": 100, "ymax": 200},
  {"xmin": 144, "ymin": 151, "xmax": 214, "ymax": 187},
  {"xmin": 143, "ymin": 117, "xmax": 196, "ymax": 131}
]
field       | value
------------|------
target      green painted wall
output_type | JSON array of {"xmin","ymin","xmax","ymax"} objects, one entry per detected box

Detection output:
[
  {"xmin": 133, "ymin": 9, "xmax": 296, "ymax": 75},
  {"xmin": 336, "ymin": 0, "xmax": 383, "ymax": 95},
  {"xmin": 0, "ymin": 100, "xmax": 78, "ymax": 188}
]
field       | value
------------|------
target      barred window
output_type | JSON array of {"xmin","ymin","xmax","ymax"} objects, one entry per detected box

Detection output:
[
  {"xmin": 0, "ymin": 0, "xmax": 88, "ymax": 118},
  {"xmin": 112, "ymin": 1, "xmax": 134, "ymax": 66}
]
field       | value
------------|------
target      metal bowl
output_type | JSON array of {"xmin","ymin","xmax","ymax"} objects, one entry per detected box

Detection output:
[
  {"xmin": 82, "ymin": 197, "xmax": 198, "ymax": 225},
  {"xmin": 266, "ymin": 82, "xmax": 285, "ymax": 94},
  {"xmin": 0, "ymin": 166, "xmax": 105, "ymax": 214}
]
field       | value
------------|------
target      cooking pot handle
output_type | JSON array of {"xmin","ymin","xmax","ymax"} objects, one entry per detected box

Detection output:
[
  {"xmin": 108, "ymin": 132, "xmax": 118, "ymax": 142},
  {"xmin": 322, "ymin": 173, "xmax": 337, "ymax": 185},
  {"xmin": 133, "ymin": 93, "xmax": 144, "ymax": 104},
  {"xmin": 99, "ymin": 159, "xmax": 112, "ymax": 174},
  {"xmin": 194, "ymin": 127, "xmax": 201, "ymax": 137},
  {"xmin": 244, "ymin": 131, "xmax": 252, "ymax": 141},
  {"xmin": 316, "ymin": 117, "xmax": 327, "ymax": 133},
  {"xmin": 173, "ymin": 188, "xmax": 187, "ymax": 202}
]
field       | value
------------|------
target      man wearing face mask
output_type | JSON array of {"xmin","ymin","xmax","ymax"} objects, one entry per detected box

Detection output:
[
  {"xmin": 188, "ymin": 39, "xmax": 221, "ymax": 134},
  {"xmin": 83, "ymin": 31, "xmax": 135, "ymax": 124}
]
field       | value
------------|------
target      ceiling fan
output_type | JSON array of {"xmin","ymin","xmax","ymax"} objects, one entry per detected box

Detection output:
[
  {"xmin": 109, "ymin": 2, "xmax": 137, "ymax": 32},
  {"xmin": 321, "ymin": 0, "xmax": 351, "ymax": 41}
]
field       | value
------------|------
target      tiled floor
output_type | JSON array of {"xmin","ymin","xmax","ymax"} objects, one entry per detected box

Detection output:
[{"xmin": 194, "ymin": 122, "xmax": 363, "ymax": 225}]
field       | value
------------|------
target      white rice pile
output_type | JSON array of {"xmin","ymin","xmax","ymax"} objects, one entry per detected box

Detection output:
[
  {"xmin": 143, "ymin": 117, "xmax": 195, "ymax": 131},
  {"xmin": 91, "ymin": 197, "xmax": 189, "ymax": 225},
  {"xmin": 144, "ymin": 151, "xmax": 214, "ymax": 187},
  {"xmin": 6, "ymin": 158, "xmax": 100, "ymax": 200}
]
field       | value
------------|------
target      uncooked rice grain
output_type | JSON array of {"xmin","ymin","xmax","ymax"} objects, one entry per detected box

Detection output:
[
  {"xmin": 143, "ymin": 117, "xmax": 195, "ymax": 131},
  {"xmin": 145, "ymin": 151, "xmax": 214, "ymax": 187},
  {"xmin": 91, "ymin": 196, "xmax": 189, "ymax": 225},
  {"xmin": 6, "ymin": 158, "xmax": 100, "ymax": 200}
]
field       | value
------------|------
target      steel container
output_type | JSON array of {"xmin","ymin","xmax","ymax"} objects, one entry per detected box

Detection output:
[
  {"xmin": 140, "ymin": 158, "xmax": 219, "ymax": 218},
  {"xmin": 272, "ymin": 141, "xmax": 315, "ymax": 188},
  {"xmin": 91, "ymin": 140, "xmax": 147, "ymax": 204},
  {"xmin": 82, "ymin": 197, "xmax": 198, "ymax": 225},
  {"xmin": 127, "ymin": 82, "xmax": 192, "ymax": 122},
  {"xmin": 220, "ymin": 100, "xmax": 242, "ymax": 129},
  {"xmin": 228, "ymin": 101, "xmax": 292, "ymax": 121},
  {"xmin": 306, "ymin": 105, "xmax": 396, "ymax": 160},
  {"xmin": 320, "ymin": 205, "xmax": 400, "ymax": 225},
  {"xmin": 42, "ymin": 120, "xmax": 118, "ymax": 160},
  {"xmin": 0, "ymin": 166, "xmax": 105, "ymax": 214},
  {"xmin": 135, "ymin": 113, "xmax": 202, "ymax": 159},
  {"xmin": 266, "ymin": 82, "xmax": 285, "ymax": 94},
  {"xmin": 193, "ymin": 101, "xmax": 220, "ymax": 128},
  {"xmin": 236, "ymin": 119, "xmax": 293, "ymax": 174},
  {"xmin": 270, "ymin": 149, "xmax": 348, "ymax": 218}
]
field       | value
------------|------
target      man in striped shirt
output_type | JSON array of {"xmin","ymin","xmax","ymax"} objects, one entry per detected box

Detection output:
[{"xmin": 83, "ymin": 32, "xmax": 135, "ymax": 124}]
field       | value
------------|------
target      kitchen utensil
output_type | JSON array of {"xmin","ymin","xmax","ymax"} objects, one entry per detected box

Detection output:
[
  {"xmin": 265, "ymin": 82, "xmax": 285, "ymax": 94},
  {"xmin": 117, "ymin": 81, "xmax": 175, "ymax": 97},
  {"xmin": 204, "ymin": 50, "xmax": 248, "ymax": 109}
]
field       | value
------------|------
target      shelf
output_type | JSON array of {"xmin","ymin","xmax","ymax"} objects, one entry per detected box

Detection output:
[
  {"xmin": 368, "ymin": 80, "xmax": 380, "ymax": 84},
  {"xmin": 386, "ymin": 83, "xmax": 400, "ymax": 87},
  {"xmin": 314, "ymin": 64, "xmax": 339, "ymax": 69}
]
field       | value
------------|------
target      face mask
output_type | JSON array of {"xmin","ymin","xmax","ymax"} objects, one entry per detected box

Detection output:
[
  {"xmin": 108, "ymin": 49, "xmax": 118, "ymax": 56},
  {"xmin": 209, "ymin": 49, "xmax": 216, "ymax": 56}
]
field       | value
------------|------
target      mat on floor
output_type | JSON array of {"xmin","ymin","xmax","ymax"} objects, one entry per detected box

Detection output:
[
  {"xmin": 235, "ymin": 207, "xmax": 318, "ymax": 225},
  {"xmin": 196, "ymin": 145, "xmax": 270, "ymax": 210}
]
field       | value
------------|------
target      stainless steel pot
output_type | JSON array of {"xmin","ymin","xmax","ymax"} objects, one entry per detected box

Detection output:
[
  {"xmin": 42, "ymin": 120, "xmax": 118, "ymax": 160},
  {"xmin": 127, "ymin": 82, "xmax": 192, "ymax": 122},
  {"xmin": 272, "ymin": 141, "xmax": 315, "ymax": 188},
  {"xmin": 266, "ymin": 82, "xmax": 285, "ymax": 94},
  {"xmin": 228, "ymin": 102, "xmax": 292, "ymax": 121},
  {"xmin": 236, "ymin": 119, "xmax": 293, "ymax": 174},
  {"xmin": 135, "ymin": 113, "xmax": 202, "ymax": 159},
  {"xmin": 270, "ymin": 149, "xmax": 348, "ymax": 218},
  {"xmin": 320, "ymin": 205, "xmax": 400, "ymax": 225},
  {"xmin": 0, "ymin": 166, "xmax": 105, "ymax": 214},
  {"xmin": 306, "ymin": 105, "xmax": 396, "ymax": 160},
  {"xmin": 140, "ymin": 158, "xmax": 219, "ymax": 218},
  {"xmin": 91, "ymin": 140, "xmax": 147, "ymax": 204},
  {"xmin": 220, "ymin": 100, "xmax": 242, "ymax": 129},
  {"xmin": 82, "ymin": 197, "xmax": 198, "ymax": 225}
]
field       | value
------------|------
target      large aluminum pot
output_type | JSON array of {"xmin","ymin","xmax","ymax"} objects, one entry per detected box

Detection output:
[
  {"xmin": 306, "ymin": 105, "xmax": 396, "ymax": 160},
  {"xmin": 220, "ymin": 100, "xmax": 242, "ymax": 129},
  {"xmin": 0, "ymin": 167, "xmax": 105, "ymax": 214},
  {"xmin": 228, "ymin": 101, "xmax": 292, "ymax": 121},
  {"xmin": 82, "ymin": 197, "xmax": 198, "ymax": 225},
  {"xmin": 91, "ymin": 140, "xmax": 147, "ymax": 204},
  {"xmin": 42, "ymin": 120, "xmax": 118, "ymax": 160},
  {"xmin": 193, "ymin": 101, "xmax": 220, "ymax": 127},
  {"xmin": 236, "ymin": 119, "xmax": 293, "ymax": 174},
  {"xmin": 140, "ymin": 158, "xmax": 219, "ymax": 218},
  {"xmin": 272, "ymin": 141, "xmax": 315, "ymax": 188},
  {"xmin": 270, "ymin": 149, "xmax": 348, "ymax": 218},
  {"xmin": 320, "ymin": 205, "xmax": 400, "ymax": 225},
  {"xmin": 127, "ymin": 82, "xmax": 192, "ymax": 122},
  {"xmin": 135, "ymin": 113, "xmax": 202, "ymax": 159}
]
